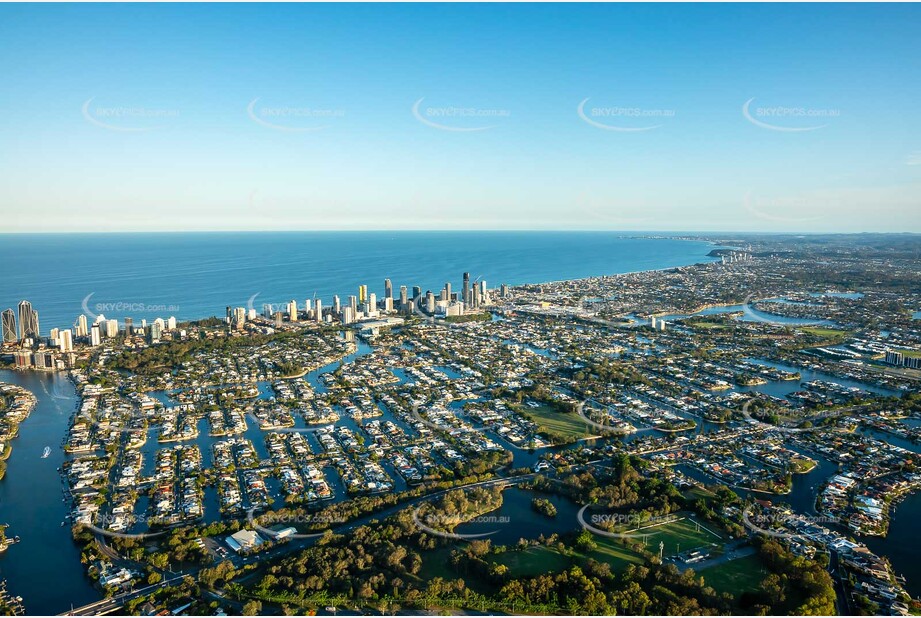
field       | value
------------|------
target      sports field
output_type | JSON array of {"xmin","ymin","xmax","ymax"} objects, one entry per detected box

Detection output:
[{"xmin": 698, "ymin": 553, "xmax": 768, "ymax": 595}]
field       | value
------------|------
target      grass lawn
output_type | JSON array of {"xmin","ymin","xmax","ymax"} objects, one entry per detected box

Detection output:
[
  {"xmin": 646, "ymin": 516, "xmax": 725, "ymax": 557},
  {"xmin": 698, "ymin": 554, "xmax": 768, "ymax": 595},
  {"xmin": 689, "ymin": 320, "xmax": 731, "ymax": 330},
  {"xmin": 421, "ymin": 546, "xmax": 462, "ymax": 582},
  {"xmin": 583, "ymin": 535, "xmax": 647, "ymax": 568},
  {"xmin": 799, "ymin": 326, "xmax": 851, "ymax": 341},
  {"xmin": 517, "ymin": 403, "xmax": 596, "ymax": 441},
  {"xmin": 682, "ymin": 485, "xmax": 716, "ymax": 502},
  {"xmin": 492, "ymin": 545, "xmax": 574, "ymax": 577}
]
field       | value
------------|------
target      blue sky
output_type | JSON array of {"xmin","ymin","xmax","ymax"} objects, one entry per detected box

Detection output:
[{"xmin": 1, "ymin": 3, "xmax": 919, "ymax": 233}]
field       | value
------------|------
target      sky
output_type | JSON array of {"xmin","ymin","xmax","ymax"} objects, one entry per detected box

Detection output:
[{"xmin": 1, "ymin": 3, "xmax": 919, "ymax": 233}]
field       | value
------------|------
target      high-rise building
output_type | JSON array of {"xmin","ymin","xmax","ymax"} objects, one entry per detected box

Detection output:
[
  {"xmin": 369, "ymin": 293, "xmax": 377, "ymax": 311},
  {"xmin": 384, "ymin": 279, "xmax": 393, "ymax": 299},
  {"xmin": 263, "ymin": 303, "xmax": 274, "ymax": 319},
  {"xmin": 105, "ymin": 319, "xmax": 119, "ymax": 338},
  {"xmin": 349, "ymin": 295, "xmax": 358, "ymax": 317},
  {"xmin": 463, "ymin": 272, "xmax": 471, "ymax": 306},
  {"xmin": 50, "ymin": 328, "xmax": 60, "ymax": 342},
  {"xmin": 500, "ymin": 284, "xmax": 509, "ymax": 298},
  {"xmin": 59, "ymin": 329, "xmax": 73, "ymax": 353},
  {"xmin": 233, "ymin": 307, "xmax": 246, "ymax": 330},
  {"xmin": 1, "ymin": 309, "xmax": 15, "ymax": 343},
  {"xmin": 76, "ymin": 314, "xmax": 88, "ymax": 338},
  {"xmin": 150, "ymin": 321, "xmax": 162, "ymax": 343},
  {"xmin": 332, "ymin": 295, "xmax": 341, "ymax": 314},
  {"xmin": 90, "ymin": 324, "xmax": 101, "ymax": 347},
  {"xmin": 274, "ymin": 312, "xmax": 283, "ymax": 328},
  {"xmin": 305, "ymin": 299, "xmax": 312, "ymax": 313},
  {"xmin": 341, "ymin": 306, "xmax": 355, "ymax": 325},
  {"xmin": 399, "ymin": 286, "xmax": 408, "ymax": 308},
  {"xmin": 287, "ymin": 300, "xmax": 298, "ymax": 322},
  {"xmin": 167, "ymin": 316, "xmax": 177, "ymax": 330},
  {"xmin": 18, "ymin": 301, "xmax": 39, "ymax": 340},
  {"xmin": 384, "ymin": 297, "xmax": 393, "ymax": 312},
  {"xmin": 124, "ymin": 317, "xmax": 134, "ymax": 336},
  {"xmin": 314, "ymin": 299, "xmax": 323, "ymax": 322},
  {"xmin": 425, "ymin": 291, "xmax": 435, "ymax": 313},
  {"xmin": 358, "ymin": 285, "xmax": 368, "ymax": 304}
]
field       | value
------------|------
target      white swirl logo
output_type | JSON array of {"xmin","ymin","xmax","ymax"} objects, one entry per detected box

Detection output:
[
  {"xmin": 411, "ymin": 97, "xmax": 509, "ymax": 132},
  {"xmin": 81, "ymin": 97, "xmax": 178, "ymax": 132},
  {"xmin": 575, "ymin": 400, "xmax": 634, "ymax": 435},
  {"xmin": 80, "ymin": 512, "xmax": 167, "ymax": 541},
  {"xmin": 576, "ymin": 504, "xmax": 676, "ymax": 540},
  {"xmin": 246, "ymin": 507, "xmax": 339, "ymax": 540},
  {"xmin": 246, "ymin": 97, "xmax": 344, "ymax": 132},
  {"xmin": 742, "ymin": 97, "xmax": 837, "ymax": 132},
  {"xmin": 741, "ymin": 292, "xmax": 823, "ymax": 327},
  {"xmin": 410, "ymin": 505, "xmax": 501, "ymax": 540},
  {"xmin": 577, "ymin": 98, "xmax": 672, "ymax": 132},
  {"xmin": 741, "ymin": 504, "xmax": 838, "ymax": 540}
]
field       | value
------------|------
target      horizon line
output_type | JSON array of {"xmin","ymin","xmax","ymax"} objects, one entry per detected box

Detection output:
[{"xmin": 1, "ymin": 229, "xmax": 919, "ymax": 236}]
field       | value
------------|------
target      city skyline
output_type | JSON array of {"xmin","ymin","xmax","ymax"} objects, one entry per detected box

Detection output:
[{"xmin": 1, "ymin": 3, "xmax": 919, "ymax": 234}]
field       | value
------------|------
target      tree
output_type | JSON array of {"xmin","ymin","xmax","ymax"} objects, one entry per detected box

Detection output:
[{"xmin": 241, "ymin": 600, "xmax": 263, "ymax": 616}]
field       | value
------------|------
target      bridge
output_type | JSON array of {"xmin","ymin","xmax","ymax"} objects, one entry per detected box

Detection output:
[{"xmin": 59, "ymin": 576, "xmax": 186, "ymax": 616}]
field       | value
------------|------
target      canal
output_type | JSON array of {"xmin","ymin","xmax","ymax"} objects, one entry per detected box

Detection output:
[{"xmin": 0, "ymin": 370, "xmax": 101, "ymax": 615}]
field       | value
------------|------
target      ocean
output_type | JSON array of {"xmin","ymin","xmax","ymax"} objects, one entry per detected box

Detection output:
[{"xmin": 0, "ymin": 232, "xmax": 720, "ymax": 332}]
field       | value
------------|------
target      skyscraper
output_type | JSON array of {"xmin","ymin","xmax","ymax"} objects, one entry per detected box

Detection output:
[
  {"xmin": 314, "ymin": 299, "xmax": 323, "ymax": 322},
  {"xmin": 150, "ymin": 321, "xmax": 162, "ymax": 343},
  {"xmin": 384, "ymin": 279, "xmax": 393, "ymax": 299},
  {"xmin": 442, "ymin": 282, "xmax": 452, "ymax": 302},
  {"xmin": 1, "ymin": 309, "xmax": 15, "ymax": 343},
  {"xmin": 18, "ymin": 301, "xmax": 39, "ymax": 340},
  {"xmin": 287, "ymin": 300, "xmax": 298, "ymax": 322},
  {"xmin": 349, "ymin": 295, "xmax": 358, "ymax": 317},
  {"xmin": 399, "ymin": 286, "xmax": 408, "ymax": 310},
  {"xmin": 358, "ymin": 285, "xmax": 367, "ymax": 304},
  {"xmin": 124, "ymin": 317, "xmax": 134, "ymax": 336},
  {"xmin": 59, "ymin": 329, "xmax": 73, "ymax": 352},
  {"xmin": 412, "ymin": 286, "xmax": 421, "ymax": 302},
  {"xmin": 463, "ymin": 272, "xmax": 471, "ymax": 307},
  {"xmin": 90, "ymin": 324, "xmax": 101, "ymax": 347},
  {"xmin": 76, "ymin": 314, "xmax": 88, "ymax": 337},
  {"xmin": 333, "ymin": 295, "xmax": 341, "ymax": 314}
]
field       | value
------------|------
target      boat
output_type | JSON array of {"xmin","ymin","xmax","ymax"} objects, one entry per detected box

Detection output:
[{"xmin": 41, "ymin": 447, "xmax": 51, "ymax": 459}]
